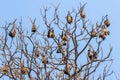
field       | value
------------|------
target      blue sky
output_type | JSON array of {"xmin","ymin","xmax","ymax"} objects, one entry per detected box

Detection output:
[{"xmin": 0, "ymin": 0, "xmax": 120, "ymax": 79}]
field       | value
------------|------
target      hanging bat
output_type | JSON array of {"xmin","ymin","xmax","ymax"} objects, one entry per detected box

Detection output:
[
  {"xmin": 9, "ymin": 24, "xmax": 16, "ymax": 38},
  {"xmin": 66, "ymin": 11, "xmax": 73, "ymax": 24},
  {"xmin": 80, "ymin": 9, "xmax": 86, "ymax": 18},
  {"xmin": 47, "ymin": 29, "xmax": 54, "ymax": 38}
]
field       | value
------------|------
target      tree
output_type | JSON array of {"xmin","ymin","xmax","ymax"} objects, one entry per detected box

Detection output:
[{"xmin": 0, "ymin": 3, "xmax": 113, "ymax": 80}]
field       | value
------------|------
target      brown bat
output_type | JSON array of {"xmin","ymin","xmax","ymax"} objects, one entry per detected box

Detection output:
[
  {"xmin": 104, "ymin": 18, "xmax": 110, "ymax": 27},
  {"xmin": 91, "ymin": 28, "xmax": 97, "ymax": 37},
  {"xmin": 64, "ymin": 63, "xmax": 70, "ymax": 75},
  {"xmin": 61, "ymin": 32, "xmax": 68, "ymax": 41},
  {"xmin": 47, "ymin": 29, "xmax": 54, "ymax": 38},
  {"xmin": 32, "ymin": 24, "xmax": 36, "ymax": 32},
  {"xmin": 9, "ymin": 24, "xmax": 16, "ymax": 38},
  {"xmin": 80, "ymin": 9, "xmax": 86, "ymax": 18},
  {"xmin": 66, "ymin": 11, "xmax": 73, "ymax": 24}
]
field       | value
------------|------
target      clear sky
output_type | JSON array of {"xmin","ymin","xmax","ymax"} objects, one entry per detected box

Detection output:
[{"xmin": 0, "ymin": 0, "xmax": 119, "ymax": 79}]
